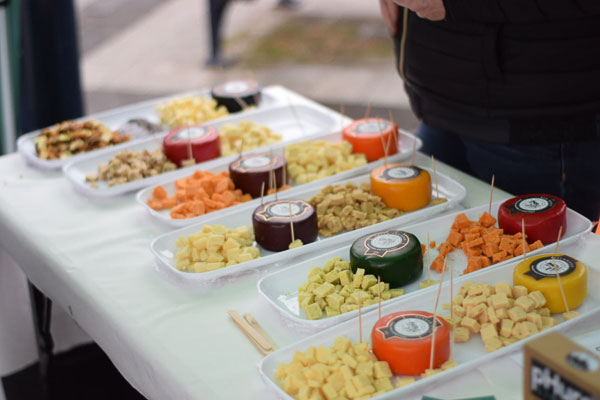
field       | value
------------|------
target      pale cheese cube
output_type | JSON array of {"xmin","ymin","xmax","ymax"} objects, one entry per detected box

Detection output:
[
  {"xmin": 512, "ymin": 285, "xmax": 528, "ymax": 298},
  {"xmin": 352, "ymin": 268, "xmax": 365, "ymax": 288},
  {"xmin": 460, "ymin": 317, "xmax": 480, "ymax": 333},
  {"xmin": 515, "ymin": 296, "xmax": 536, "ymax": 312},
  {"xmin": 500, "ymin": 319, "xmax": 515, "ymax": 338},
  {"xmin": 528, "ymin": 290, "xmax": 547, "ymax": 308},
  {"xmin": 508, "ymin": 306, "xmax": 527, "ymax": 322},
  {"xmin": 314, "ymin": 282, "xmax": 336, "ymax": 298},
  {"xmin": 373, "ymin": 361, "xmax": 393, "ymax": 378},
  {"xmin": 526, "ymin": 312, "xmax": 543, "ymax": 330},
  {"xmin": 305, "ymin": 303, "xmax": 323, "ymax": 320},
  {"xmin": 395, "ymin": 377, "xmax": 416, "ymax": 388}
]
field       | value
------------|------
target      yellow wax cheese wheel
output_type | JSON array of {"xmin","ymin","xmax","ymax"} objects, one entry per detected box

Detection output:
[
  {"xmin": 370, "ymin": 164, "xmax": 431, "ymax": 211},
  {"xmin": 513, "ymin": 254, "xmax": 587, "ymax": 313}
]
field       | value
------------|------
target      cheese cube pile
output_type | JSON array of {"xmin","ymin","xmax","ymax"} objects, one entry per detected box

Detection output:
[
  {"xmin": 275, "ymin": 338, "xmax": 395, "ymax": 400},
  {"xmin": 174, "ymin": 224, "xmax": 259, "ymax": 273},
  {"xmin": 447, "ymin": 281, "xmax": 558, "ymax": 352},
  {"xmin": 298, "ymin": 257, "xmax": 404, "ymax": 320},
  {"xmin": 309, "ymin": 182, "xmax": 402, "ymax": 237},
  {"xmin": 285, "ymin": 141, "xmax": 367, "ymax": 185},
  {"xmin": 219, "ymin": 121, "xmax": 282, "ymax": 156},
  {"xmin": 157, "ymin": 96, "xmax": 228, "ymax": 128}
]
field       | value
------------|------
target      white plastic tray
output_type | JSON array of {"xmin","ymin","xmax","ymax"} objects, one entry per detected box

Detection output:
[
  {"xmin": 17, "ymin": 85, "xmax": 300, "ymax": 170},
  {"xmin": 62, "ymin": 102, "xmax": 350, "ymax": 198},
  {"xmin": 149, "ymin": 166, "xmax": 466, "ymax": 286},
  {"xmin": 258, "ymin": 239, "xmax": 600, "ymax": 400},
  {"xmin": 135, "ymin": 129, "xmax": 422, "ymax": 227},
  {"xmin": 257, "ymin": 202, "xmax": 593, "ymax": 332}
]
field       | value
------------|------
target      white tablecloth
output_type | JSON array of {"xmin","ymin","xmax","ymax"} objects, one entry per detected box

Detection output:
[{"xmin": 0, "ymin": 151, "xmax": 598, "ymax": 400}]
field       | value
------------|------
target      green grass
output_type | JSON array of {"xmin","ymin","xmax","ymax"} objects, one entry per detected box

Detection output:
[{"xmin": 240, "ymin": 17, "xmax": 393, "ymax": 67}]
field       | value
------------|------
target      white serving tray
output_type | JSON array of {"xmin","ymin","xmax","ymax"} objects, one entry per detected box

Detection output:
[
  {"xmin": 135, "ymin": 129, "xmax": 422, "ymax": 227},
  {"xmin": 17, "ymin": 85, "xmax": 306, "ymax": 170},
  {"xmin": 62, "ymin": 102, "xmax": 351, "ymax": 198},
  {"xmin": 258, "ymin": 239, "xmax": 600, "ymax": 400},
  {"xmin": 257, "ymin": 202, "xmax": 593, "ymax": 332},
  {"xmin": 149, "ymin": 166, "xmax": 466, "ymax": 286}
]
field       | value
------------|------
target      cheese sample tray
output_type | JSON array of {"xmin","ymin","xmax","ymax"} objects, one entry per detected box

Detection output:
[
  {"xmin": 17, "ymin": 85, "xmax": 293, "ymax": 171},
  {"xmin": 150, "ymin": 166, "xmax": 466, "ymax": 285},
  {"xmin": 62, "ymin": 102, "xmax": 350, "ymax": 198},
  {"xmin": 258, "ymin": 239, "xmax": 600, "ymax": 400},
  {"xmin": 257, "ymin": 202, "xmax": 592, "ymax": 331},
  {"xmin": 135, "ymin": 129, "xmax": 422, "ymax": 227}
]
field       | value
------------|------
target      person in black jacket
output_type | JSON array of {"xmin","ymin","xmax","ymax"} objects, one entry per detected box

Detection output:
[{"xmin": 380, "ymin": 0, "xmax": 600, "ymax": 222}]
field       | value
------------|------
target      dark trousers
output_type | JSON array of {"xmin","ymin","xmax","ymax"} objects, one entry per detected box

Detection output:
[{"xmin": 417, "ymin": 124, "xmax": 600, "ymax": 223}]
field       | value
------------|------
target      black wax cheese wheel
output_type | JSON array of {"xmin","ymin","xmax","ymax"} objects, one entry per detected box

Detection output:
[
  {"xmin": 229, "ymin": 153, "xmax": 286, "ymax": 198},
  {"xmin": 252, "ymin": 200, "xmax": 317, "ymax": 252},
  {"xmin": 211, "ymin": 80, "xmax": 262, "ymax": 113},
  {"xmin": 350, "ymin": 230, "xmax": 423, "ymax": 288}
]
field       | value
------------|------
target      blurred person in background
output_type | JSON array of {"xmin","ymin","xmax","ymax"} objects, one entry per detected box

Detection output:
[{"xmin": 379, "ymin": 0, "xmax": 600, "ymax": 222}]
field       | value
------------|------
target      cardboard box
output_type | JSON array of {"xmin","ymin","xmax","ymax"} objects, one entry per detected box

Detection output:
[{"xmin": 524, "ymin": 331, "xmax": 600, "ymax": 399}]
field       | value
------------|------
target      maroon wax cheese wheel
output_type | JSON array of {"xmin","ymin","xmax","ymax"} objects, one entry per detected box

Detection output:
[
  {"xmin": 252, "ymin": 200, "xmax": 317, "ymax": 252},
  {"xmin": 163, "ymin": 125, "xmax": 220, "ymax": 167},
  {"xmin": 498, "ymin": 194, "xmax": 567, "ymax": 245},
  {"xmin": 229, "ymin": 153, "xmax": 286, "ymax": 198}
]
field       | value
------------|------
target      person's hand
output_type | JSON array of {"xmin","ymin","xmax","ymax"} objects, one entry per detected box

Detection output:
[
  {"xmin": 392, "ymin": 0, "xmax": 446, "ymax": 21},
  {"xmin": 379, "ymin": 0, "xmax": 400, "ymax": 35}
]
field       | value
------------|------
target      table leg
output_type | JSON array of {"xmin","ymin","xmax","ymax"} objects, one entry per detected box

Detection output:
[{"xmin": 28, "ymin": 282, "xmax": 54, "ymax": 399}]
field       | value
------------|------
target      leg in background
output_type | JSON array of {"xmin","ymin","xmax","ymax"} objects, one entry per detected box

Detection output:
[
  {"xmin": 416, "ymin": 123, "xmax": 473, "ymax": 175},
  {"xmin": 27, "ymin": 282, "xmax": 53, "ymax": 400}
]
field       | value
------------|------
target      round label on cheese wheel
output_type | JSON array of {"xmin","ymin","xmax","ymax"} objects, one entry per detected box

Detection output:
[
  {"xmin": 379, "ymin": 166, "xmax": 421, "ymax": 181},
  {"xmin": 171, "ymin": 127, "xmax": 209, "ymax": 141},
  {"xmin": 353, "ymin": 120, "xmax": 392, "ymax": 135},
  {"xmin": 363, "ymin": 231, "xmax": 410, "ymax": 257},
  {"xmin": 507, "ymin": 195, "xmax": 558, "ymax": 214},
  {"xmin": 237, "ymin": 155, "xmax": 274, "ymax": 171},
  {"xmin": 255, "ymin": 200, "xmax": 310, "ymax": 221},
  {"xmin": 222, "ymin": 81, "xmax": 251, "ymax": 94},
  {"xmin": 378, "ymin": 314, "xmax": 442, "ymax": 340},
  {"xmin": 525, "ymin": 255, "xmax": 577, "ymax": 280}
]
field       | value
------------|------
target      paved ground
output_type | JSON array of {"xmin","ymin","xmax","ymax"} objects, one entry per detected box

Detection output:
[{"xmin": 76, "ymin": 0, "xmax": 417, "ymax": 129}]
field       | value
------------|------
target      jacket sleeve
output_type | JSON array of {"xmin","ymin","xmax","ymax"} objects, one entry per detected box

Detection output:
[{"xmin": 443, "ymin": 0, "xmax": 600, "ymax": 23}]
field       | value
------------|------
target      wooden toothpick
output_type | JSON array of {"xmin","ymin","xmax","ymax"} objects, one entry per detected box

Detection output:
[
  {"xmin": 340, "ymin": 104, "xmax": 346, "ymax": 134},
  {"xmin": 426, "ymin": 232, "xmax": 431, "ymax": 281},
  {"xmin": 431, "ymin": 155, "xmax": 439, "ymax": 199},
  {"xmin": 488, "ymin": 175, "xmax": 495, "ymax": 216},
  {"xmin": 430, "ymin": 258, "xmax": 448, "ymax": 370},
  {"xmin": 358, "ymin": 298, "xmax": 363, "ymax": 343},
  {"xmin": 411, "ymin": 135, "xmax": 417, "ymax": 166},
  {"xmin": 364, "ymin": 102, "xmax": 372, "ymax": 119},
  {"xmin": 260, "ymin": 181, "xmax": 265, "ymax": 206},
  {"xmin": 288, "ymin": 201, "xmax": 296, "ymax": 243},
  {"xmin": 234, "ymin": 96, "xmax": 249, "ymax": 111},
  {"xmin": 377, "ymin": 275, "xmax": 382, "ymax": 320},
  {"xmin": 552, "ymin": 226, "xmax": 569, "ymax": 313},
  {"xmin": 521, "ymin": 218, "xmax": 527, "ymax": 261},
  {"xmin": 287, "ymin": 94, "xmax": 305, "ymax": 137},
  {"xmin": 377, "ymin": 119, "xmax": 389, "ymax": 166}
]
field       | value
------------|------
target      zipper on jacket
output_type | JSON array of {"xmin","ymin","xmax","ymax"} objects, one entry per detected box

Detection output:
[{"xmin": 399, "ymin": 7, "xmax": 409, "ymax": 83}]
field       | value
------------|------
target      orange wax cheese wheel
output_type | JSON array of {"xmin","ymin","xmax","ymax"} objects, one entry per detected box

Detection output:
[
  {"xmin": 372, "ymin": 311, "xmax": 450, "ymax": 376},
  {"xmin": 370, "ymin": 164, "xmax": 431, "ymax": 211},
  {"xmin": 513, "ymin": 254, "xmax": 587, "ymax": 313},
  {"xmin": 342, "ymin": 118, "xmax": 398, "ymax": 162}
]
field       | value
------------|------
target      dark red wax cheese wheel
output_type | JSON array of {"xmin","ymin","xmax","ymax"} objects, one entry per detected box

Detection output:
[
  {"xmin": 229, "ymin": 154, "xmax": 286, "ymax": 198},
  {"xmin": 211, "ymin": 80, "xmax": 262, "ymax": 113},
  {"xmin": 371, "ymin": 311, "xmax": 450, "ymax": 376},
  {"xmin": 163, "ymin": 125, "xmax": 220, "ymax": 167},
  {"xmin": 498, "ymin": 194, "xmax": 567, "ymax": 245},
  {"xmin": 252, "ymin": 200, "xmax": 318, "ymax": 252},
  {"xmin": 342, "ymin": 118, "xmax": 398, "ymax": 162}
]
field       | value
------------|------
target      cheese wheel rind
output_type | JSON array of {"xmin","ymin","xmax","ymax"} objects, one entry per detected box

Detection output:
[
  {"xmin": 498, "ymin": 193, "xmax": 567, "ymax": 245},
  {"xmin": 370, "ymin": 164, "xmax": 431, "ymax": 211},
  {"xmin": 229, "ymin": 154, "xmax": 286, "ymax": 198},
  {"xmin": 350, "ymin": 230, "xmax": 423, "ymax": 288},
  {"xmin": 513, "ymin": 254, "xmax": 587, "ymax": 313},
  {"xmin": 342, "ymin": 118, "xmax": 398, "ymax": 162},
  {"xmin": 163, "ymin": 125, "xmax": 220, "ymax": 167},
  {"xmin": 371, "ymin": 311, "xmax": 450, "ymax": 376},
  {"xmin": 210, "ymin": 80, "xmax": 261, "ymax": 113},
  {"xmin": 252, "ymin": 200, "xmax": 317, "ymax": 252}
]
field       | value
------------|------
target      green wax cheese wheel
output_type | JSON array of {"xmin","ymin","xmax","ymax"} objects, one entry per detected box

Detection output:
[{"xmin": 350, "ymin": 230, "xmax": 423, "ymax": 288}]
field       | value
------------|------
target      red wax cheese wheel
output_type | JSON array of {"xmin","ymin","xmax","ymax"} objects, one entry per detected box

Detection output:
[
  {"xmin": 372, "ymin": 311, "xmax": 450, "ymax": 376},
  {"xmin": 370, "ymin": 164, "xmax": 431, "ymax": 211},
  {"xmin": 229, "ymin": 153, "xmax": 286, "ymax": 198},
  {"xmin": 163, "ymin": 125, "xmax": 220, "ymax": 167},
  {"xmin": 252, "ymin": 200, "xmax": 317, "ymax": 252},
  {"xmin": 342, "ymin": 118, "xmax": 398, "ymax": 162},
  {"xmin": 498, "ymin": 194, "xmax": 567, "ymax": 245}
]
